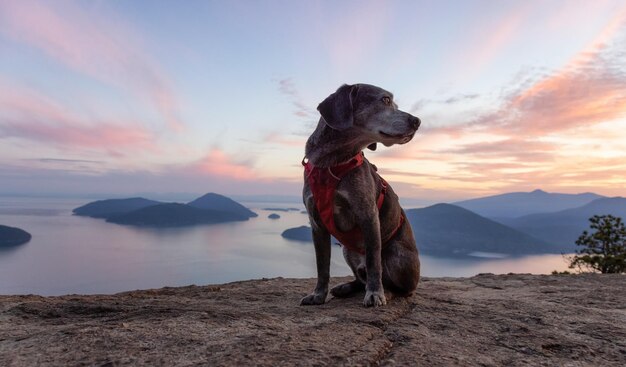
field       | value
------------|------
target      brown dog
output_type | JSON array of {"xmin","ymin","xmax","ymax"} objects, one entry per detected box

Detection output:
[{"xmin": 301, "ymin": 84, "xmax": 421, "ymax": 307}]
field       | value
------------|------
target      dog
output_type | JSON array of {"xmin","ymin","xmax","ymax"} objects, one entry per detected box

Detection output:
[{"xmin": 301, "ymin": 83, "xmax": 421, "ymax": 307}]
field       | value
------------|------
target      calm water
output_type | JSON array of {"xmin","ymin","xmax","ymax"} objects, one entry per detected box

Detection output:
[{"xmin": 0, "ymin": 197, "xmax": 571, "ymax": 296}]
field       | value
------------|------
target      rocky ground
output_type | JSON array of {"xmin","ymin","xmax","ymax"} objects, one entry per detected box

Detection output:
[{"xmin": 0, "ymin": 274, "xmax": 624, "ymax": 366}]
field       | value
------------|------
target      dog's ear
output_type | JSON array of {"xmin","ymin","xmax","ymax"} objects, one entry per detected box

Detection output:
[
  {"xmin": 318, "ymin": 84, "xmax": 357, "ymax": 131},
  {"xmin": 367, "ymin": 143, "xmax": 377, "ymax": 151}
]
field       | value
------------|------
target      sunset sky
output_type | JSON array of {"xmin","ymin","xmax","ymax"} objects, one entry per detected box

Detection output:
[{"xmin": 1, "ymin": 0, "xmax": 625, "ymax": 202}]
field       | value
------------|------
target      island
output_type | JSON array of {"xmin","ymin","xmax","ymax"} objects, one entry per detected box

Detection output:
[
  {"xmin": 0, "ymin": 224, "xmax": 32, "ymax": 247},
  {"xmin": 188, "ymin": 193, "xmax": 257, "ymax": 218},
  {"xmin": 106, "ymin": 203, "xmax": 249, "ymax": 227},
  {"xmin": 281, "ymin": 225, "xmax": 312, "ymax": 242},
  {"xmin": 72, "ymin": 197, "xmax": 163, "ymax": 219},
  {"xmin": 73, "ymin": 193, "xmax": 257, "ymax": 228},
  {"xmin": 268, "ymin": 213, "xmax": 280, "ymax": 220}
]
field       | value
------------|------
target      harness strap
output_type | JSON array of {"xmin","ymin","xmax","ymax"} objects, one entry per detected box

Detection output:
[{"xmin": 303, "ymin": 153, "xmax": 404, "ymax": 255}]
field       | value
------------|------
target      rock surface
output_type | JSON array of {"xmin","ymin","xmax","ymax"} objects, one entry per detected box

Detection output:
[{"xmin": 1, "ymin": 274, "xmax": 624, "ymax": 366}]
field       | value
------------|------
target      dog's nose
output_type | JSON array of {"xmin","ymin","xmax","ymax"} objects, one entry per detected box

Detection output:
[{"xmin": 411, "ymin": 116, "xmax": 421, "ymax": 130}]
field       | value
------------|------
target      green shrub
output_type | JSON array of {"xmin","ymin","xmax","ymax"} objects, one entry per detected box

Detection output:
[{"xmin": 568, "ymin": 215, "xmax": 626, "ymax": 274}]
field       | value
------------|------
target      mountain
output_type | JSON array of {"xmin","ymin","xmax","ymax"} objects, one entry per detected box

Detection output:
[
  {"xmin": 497, "ymin": 197, "xmax": 626, "ymax": 251},
  {"xmin": 0, "ymin": 224, "xmax": 32, "ymax": 247},
  {"xmin": 283, "ymin": 204, "xmax": 549, "ymax": 257},
  {"xmin": 107, "ymin": 203, "xmax": 249, "ymax": 227},
  {"xmin": 454, "ymin": 189, "xmax": 603, "ymax": 218},
  {"xmin": 405, "ymin": 204, "xmax": 549, "ymax": 257},
  {"xmin": 73, "ymin": 198, "xmax": 162, "ymax": 219},
  {"xmin": 187, "ymin": 193, "xmax": 257, "ymax": 218}
]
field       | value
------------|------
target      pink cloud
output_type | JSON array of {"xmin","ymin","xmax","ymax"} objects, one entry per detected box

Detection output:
[
  {"xmin": 446, "ymin": 9, "xmax": 626, "ymax": 139},
  {"xmin": 0, "ymin": 0, "xmax": 183, "ymax": 131},
  {"xmin": 0, "ymin": 84, "xmax": 156, "ymax": 151},
  {"xmin": 374, "ymin": 19, "xmax": 626, "ymax": 198},
  {"xmin": 491, "ymin": 6, "xmax": 626, "ymax": 135},
  {"xmin": 440, "ymin": 139, "xmax": 557, "ymax": 162},
  {"xmin": 1, "ymin": 120, "xmax": 154, "ymax": 150},
  {"xmin": 189, "ymin": 149, "xmax": 259, "ymax": 181}
]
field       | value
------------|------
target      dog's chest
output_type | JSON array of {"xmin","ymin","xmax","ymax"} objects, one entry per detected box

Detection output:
[
  {"xmin": 304, "ymin": 190, "xmax": 357, "ymax": 233},
  {"xmin": 333, "ymin": 190, "xmax": 357, "ymax": 232}
]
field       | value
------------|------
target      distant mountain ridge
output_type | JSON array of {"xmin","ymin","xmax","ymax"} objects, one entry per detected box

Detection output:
[
  {"xmin": 282, "ymin": 203, "xmax": 550, "ymax": 257},
  {"xmin": 73, "ymin": 193, "xmax": 257, "ymax": 227},
  {"xmin": 454, "ymin": 189, "xmax": 604, "ymax": 218},
  {"xmin": 405, "ymin": 204, "xmax": 549, "ymax": 257},
  {"xmin": 496, "ymin": 197, "xmax": 626, "ymax": 251}
]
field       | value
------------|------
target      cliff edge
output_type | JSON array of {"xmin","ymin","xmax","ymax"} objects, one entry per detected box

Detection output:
[{"xmin": 1, "ymin": 274, "xmax": 624, "ymax": 366}]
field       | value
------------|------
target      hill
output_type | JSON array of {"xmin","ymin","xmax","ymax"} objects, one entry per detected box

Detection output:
[
  {"xmin": 1, "ymin": 275, "xmax": 623, "ymax": 366},
  {"xmin": 72, "ymin": 198, "xmax": 162, "ymax": 219},
  {"xmin": 187, "ymin": 193, "xmax": 257, "ymax": 218},
  {"xmin": 497, "ymin": 197, "xmax": 626, "ymax": 251},
  {"xmin": 0, "ymin": 225, "xmax": 31, "ymax": 247},
  {"xmin": 454, "ymin": 189, "xmax": 603, "ymax": 218},
  {"xmin": 282, "ymin": 204, "xmax": 549, "ymax": 256},
  {"xmin": 405, "ymin": 203, "xmax": 549, "ymax": 256},
  {"xmin": 106, "ymin": 203, "xmax": 249, "ymax": 227}
]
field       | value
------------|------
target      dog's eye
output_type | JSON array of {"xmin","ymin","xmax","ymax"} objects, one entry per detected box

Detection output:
[{"xmin": 382, "ymin": 96, "xmax": 391, "ymax": 105}]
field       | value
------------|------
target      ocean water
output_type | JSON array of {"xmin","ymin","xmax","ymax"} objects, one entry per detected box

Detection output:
[{"xmin": 0, "ymin": 197, "xmax": 572, "ymax": 296}]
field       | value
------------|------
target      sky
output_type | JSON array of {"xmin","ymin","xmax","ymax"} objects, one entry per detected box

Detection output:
[{"xmin": 1, "ymin": 0, "xmax": 625, "ymax": 202}]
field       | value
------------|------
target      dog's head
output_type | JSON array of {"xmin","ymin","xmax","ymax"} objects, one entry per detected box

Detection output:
[{"xmin": 317, "ymin": 84, "xmax": 420, "ymax": 149}]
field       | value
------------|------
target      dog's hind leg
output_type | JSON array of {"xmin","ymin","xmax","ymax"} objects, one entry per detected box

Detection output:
[
  {"xmin": 331, "ymin": 247, "xmax": 366, "ymax": 298},
  {"xmin": 381, "ymin": 241, "xmax": 420, "ymax": 297},
  {"xmin": 330, "ymin": 279, "xmax": 365, "ymax": 297}
]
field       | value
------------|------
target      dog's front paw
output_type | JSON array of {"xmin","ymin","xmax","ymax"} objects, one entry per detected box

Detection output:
[
  {"xmin": 363, "ymin": 290, "xmax": 387, "ymax": 307},
  {"xmin": 300, "ymin": 292, "xmax": 327, "ymax": 306}
]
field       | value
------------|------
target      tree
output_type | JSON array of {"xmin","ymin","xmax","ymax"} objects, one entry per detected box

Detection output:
[{"xmin": 568, "ymin": 215, "xmax": 626, "ymax": 274}]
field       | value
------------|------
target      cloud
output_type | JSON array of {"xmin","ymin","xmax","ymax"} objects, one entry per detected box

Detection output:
[
  {"xmin": 375, "ymin": 20, "xmax": 626, "ymax": 199},
  {"xmin": 0, "ymin": 163, "xmax": 302, "ymax": 198},
  {"xmin": 440, "ymin": 138, "xmax": 557, "ymax": 162},
  {"xmin": 276, "ymin": 78, "xmax": 315, "ymax": 118},
  {"xmin": 35, "ymin": 158, "xmax": 103, "ymax": 164},
  {"xmin": 474, "ymin": 7, "xmax": 626, "ymax": 136},
  {"xmin": 263, "ymin": 132, "xmax": 306, "ymax": 147},
  {"xmin": 0, "ymin": 84, "xmax": 156, "ymax": 152},
  {"xmin": 444, "ymin": 94, "xmax": 480, "ymax": 105},
  {"xmin": 0, "ymin": 0, "xmax": 183, "ymax": 130},
  {"xmin": 186, "ymin": 148, "xmax": 259, "ymax": 181},
  {"xmin": 443, "ymin": 15, "xmax": 626, "ymax": 144},
  {"xmin": 496, "ymin": 57, "xmax": 626, "ymax": 136}
]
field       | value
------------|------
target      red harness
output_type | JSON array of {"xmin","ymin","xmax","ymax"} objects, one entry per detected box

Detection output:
[{"xmin": 303, "ymin": 152, "xmax": 404, "ymax": 254}]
